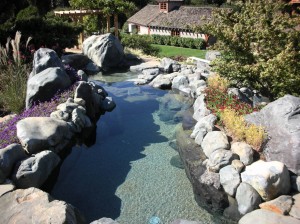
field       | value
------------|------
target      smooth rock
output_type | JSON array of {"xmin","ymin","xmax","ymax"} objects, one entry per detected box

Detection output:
[
  {"xmin": 12, "ymin": 150, "xmax": 60, "ymax": 188},
  {"xmin": 245, "ymin": 95, "xmax": 300, "ymax": 175},
  {"xmin": 149, "ymin": 74, "xmax": 172, "ymax": 89},
  {"xmin": 82, "ymin": 33, "xmax": 124, "ymax": 70},
  {"xmin": 201, "ymin": 131, "xmax": 229, "ymax": 158},
  {"xmin": 31, "ymin": 48, "xmax": 64, "ymax": 76},
  {"xmin": 0, "ymin": 179, "xmax": 15, "ymax": 197},
  {"xmin": 231, "ymin": 142, "xmax": 254, "ymax": 166},
  {"xmin": 61, "ymin": 53, "xmax": 90, "ymax": 70},
  {"xmin": 236, "ymin": 182, "xmax": 262, "ymax": 215},
  {"xmin": 231, "ymin": 159, "xmax": 245, "ymax": 173},
  {"xmin": 26, "ymin": 67, "xmax": 71, "ymax": 109},
  {"xmin": 241, "ymin": 160, "xmax": 290, "ymax": 201},
  {"xmin": 90, "ymin": 217, "xmax": 120, "ymax": 224},
  {"xmin": 170, "ymin": 219, "xmax": 203, "ymax": 224},
  {"xmin": 193, "ymin": 94, "xmax": 211, "ymax": 121},
  {"xmin": 290, "ymin": 193, "xmax": 300, "ymax": 219},
  {"xmin": 207, "ymin": 149, "xmax": 235, "ymax": 172},
  {"xmin": 17, "ymin": 117, "xmax": 73, "ymax": 154},
  {"xmin": 0, "ymin": 187, "xmax": 85, "ymax": 224},
  {"xmin": 259, "ymin": 195, "xmax": 293, "ymax": 215},
  {"xmin": 239, "ymin": 209, "xmax": 300, "ymax": 224},
  {"xmin": 0, "ymin": 144, "xmax": 27, "ymax": 181},
  {"xmin": 191, "ymin": 114, "xmax": 217, "ymax": 143},
  {"xmin": 220, "ymin": 165, "xmax": 241, "ymax": 196}
]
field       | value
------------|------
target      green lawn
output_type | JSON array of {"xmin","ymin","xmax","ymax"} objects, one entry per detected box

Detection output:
[{"xmin": 152, "ymin": 44, "xmax": 206, "ymax": 59}]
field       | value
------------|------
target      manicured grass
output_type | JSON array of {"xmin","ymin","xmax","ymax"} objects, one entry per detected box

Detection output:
[{"xmin": 152, "ymin": 44, "xmax": 207, "ymax": 59}]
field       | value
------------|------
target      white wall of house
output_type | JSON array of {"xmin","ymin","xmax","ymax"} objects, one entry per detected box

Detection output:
[
  {"xmin": 180, "ymin": 31, "xmax": 200, "ymax": 39},
  {"xmin": 150, "ymin": 28, "xmax": 172, "ymax": 36},
  {"xmin": 139, "ymin": 26, "xmax": 149, "ymax": 35},
  {"xmin": 128, "ymin": 23, "xmax": 135, "ymax": 33}
]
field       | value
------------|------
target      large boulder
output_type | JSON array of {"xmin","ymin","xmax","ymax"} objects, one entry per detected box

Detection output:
[
  {"xmin": 236, "ymin": 182, "xmax": 262, "ymax": 215},
  {"xmin": 26, "ymin": 67, "xmax": 71, "ymax": 108},
  {"xmin": 238, "ymin": 209, "xmax": 300, "ymax": 224},
  {"xmin": 245, "ymin": 95, "xmax": 300, "ymax": 175},
  {"xmin": 160, "ymin": 57, "xmax": 181, "ymax": 73},
  {"xmin": 0, "ymin": 144, "xmax": 27, "ymax": 181},
  {"xmin": 75, "ymin": 81, "xmax": 96, "ymax": 120},
  {"xmin": 17, "ymin": 117, "xmax": 74, "ymax": 154},
  {"xmin": 12, "ymin": 150, "xmax": 61, "ymax": 188},
  {"xmin": 241, "ymin": 160, "xmax": 291, "ymax": 201},
  {"xmin": 31, "ymin": 48, "xmax": 65, "ymax": 76},
  {"xmin": 82, "ymin": 33, "xmax": 124, "ymax": 71},
  {"xmin": 0, "ymin": 187, "xmax": 85, "ymax": 224}
]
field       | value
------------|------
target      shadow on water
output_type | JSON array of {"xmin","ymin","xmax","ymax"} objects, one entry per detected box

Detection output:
[{"xmin": 51, "ymin": 81, "xmax": 169, "ymax": 222}]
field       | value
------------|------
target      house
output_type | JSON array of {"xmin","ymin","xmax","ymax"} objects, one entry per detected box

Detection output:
[{"xmin": 127, "ymin": 0, "xmax": 212, "ymax": 41}]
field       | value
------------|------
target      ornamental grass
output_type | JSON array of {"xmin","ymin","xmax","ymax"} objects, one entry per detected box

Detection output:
[{"xmin": 205, "ymin": 74, "xmax": 266, "ymax": 151}]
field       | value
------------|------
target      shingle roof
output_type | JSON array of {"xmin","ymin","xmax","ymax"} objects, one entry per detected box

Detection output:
[{"xmin": 127, "ymin": 5, "xmax": 212, "ymax": 30}]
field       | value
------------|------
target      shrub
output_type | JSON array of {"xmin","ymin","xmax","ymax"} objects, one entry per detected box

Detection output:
[{"xmin": 207, "ymin": 74, "xmax": 229, "ymax": 92}]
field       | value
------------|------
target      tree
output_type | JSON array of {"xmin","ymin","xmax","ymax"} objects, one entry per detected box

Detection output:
[{"xmin": 197, "ymin": 0, "xmax": 300, "ymax": 99}]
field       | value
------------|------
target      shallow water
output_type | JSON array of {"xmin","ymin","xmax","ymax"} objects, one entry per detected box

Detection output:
[{"xmin": 51, "ymin": 72, "xmax": 231, "ymax": 224}]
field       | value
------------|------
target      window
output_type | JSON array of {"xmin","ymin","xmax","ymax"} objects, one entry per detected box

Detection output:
[
  {"xmin": 160, "ymin": 3, "xmax": 167, "ymax": 10},
  {"xmin": 171, "ymin": 30, "xmax": 180, "ymax": 36},
  {"xmin": 137, "ymin": 25, "xmax": 140, "ymax": 33}
]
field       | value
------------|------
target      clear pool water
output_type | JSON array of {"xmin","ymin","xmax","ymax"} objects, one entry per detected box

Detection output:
[{"xmin": 51, "ymin": 72, "xmax": 232, "ymax": 224}]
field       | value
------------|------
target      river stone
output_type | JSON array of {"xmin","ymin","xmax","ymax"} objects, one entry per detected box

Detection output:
[
  {"xmin": 236, "ymin": 182, "xmax": 262, "ymax": 215},
  {"xmin": 290, "ymin": 194, "xmax": 300, "ymax": 219},
  {"xmin": 26, "ymin": 67, "xmax": 71, "ymax": 109},
  {"xmin": 61, "ymin": 53, "xmax": 90, "ymax": 70},
  {"xmin": 207, "ymin": 149, "xmax": 235, "ymax": 172},
  {"xmin": 238, "ymin": 209, "xmax": 300, "ymax": 224},
  {"xmin": 231, "ymin": 142, "xmax": 254, "ymax": 166},
  {"xmin": 220, "ymin": 165, "xmax": 241, "ymax": 196},
  {"xmin": 172, "ymin": 75, "xmax": 189, "ymax": 90},
  {"xmin": 90, "ymin": 218, "xmax": 120, "ymax": 224},
  {"xmin": 245, "ymin": 95, "xmax": 300, "ymax": 175},
  {"xmin": 0, "ymin": 144, "xmax": 27, "ymax": 181},
  {"xmin": 193, "ymin": 94, "xmax": 211, "ymax": 121},
  {"xmin": 191, "ymin": 114, "xmax": 217, "ymax": 145},
  {"xmin": 259, "ymin": 195, "xmax": 293, "ymax": 215},
  {"xmin": 0, "ymin": 179, "xmax": 15, "ymax": 197},
  {"xmin": 83, "ymin": 33, "xmax": 124, "ymax": 70},
  {"xmin": 160, "ymin": 57, "xmax": 181, "ymax": 73},
  {"xmin": 0, "ymin": 187, "xmax": 85, "ymax": 224},
  {"xmin": 149, "ymin": 74, "xmax": 172, "ymax": 89},
  {"xmin": 75, "ymin": 81, "xmax": 95, "ymax": 120},
  {"xmin": 17, "ymin": 117, "xmax": 73, "ymax": 154},
  {"xmin": 241, "ymin": 160, "xmax": 291, "ymax": 201},
  {"xmin": 201, "ymin": 131, "xmax": 229, "ymax": 158},
  {"xmin": 189, "ymin": 79, "xmax": 206, "ymax": 91},
  {"xmin": 176, "ymin": 125, "xmax": 228, "ymax": 212},
  {"xmin": 50, "ymin": 110, "xmax": 70, "ymax": 121},
  {"xmin": 232, "ymin": 159, "xmax": 245, "ymax": 173},
  {"xmin": 31, "ymin": 48, "xmax": 64, "ymax": 76},
  {"xmin": 12, "ymin": 150, "xmax": 60, "ymax": 188},
  {"xmin": 170, "ymin": 219, "xmax": 203, "ymax": 224},
  {"xmin": 100, "ymin": 97, "xmax": 116, "ymax": 112}
]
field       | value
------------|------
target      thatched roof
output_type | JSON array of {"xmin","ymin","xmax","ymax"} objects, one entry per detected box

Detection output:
[{"xmin": 127, "ymin": 5, "xmax": 212, "ymax": 30}]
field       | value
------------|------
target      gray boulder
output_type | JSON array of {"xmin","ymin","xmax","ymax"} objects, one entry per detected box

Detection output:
[
  {"xmin": 31, "ymin": 48, "xmax": 64, "ymax": 76},
  {"xmin": 205, "ymin": 51, "xmax": 221, "ymax": 61},
  {"xmin": 238, "ymin": 209, "xmax": 300, "ymax": 224},
  {"xmin": 71, "ymin": 107, "xmax": 92, "ymax": 132},
  {"xmin": 0, "ymin": 179, "xmax": 15, "ymax": 197},
  {"xmin": 191, "ymin": 114, "xmax": 217, "ymax": 145},
  {"xmin": 219, "ymin": 165, "xmax": 241, "ymax": 196},
  {"xmin": 61, "ymin": 53, "xmax": 90, "ymax": 70},
  {"xmin": 160, "ymin": 57, "xmax": 181, "ymax": 73},
  {"xmin": 17, "ymin": 117, "xmax": 73, "ymax": 154},
  {"xmin": 172, "ymin": 75, "xmax": 189, "ymax": 90},
  {"xmin": 207, "ymin": 149, "xmax": 235, "ymax": 172},
  {"xmin": 75, "ymin": 81, "xmax": 96, "ymax": 119},
  {"xmin": 228, "ymin": 88, "xmax": 252, "ymax": 105},
  {"xmin": 90, "ymin": 218, "xmax": 120, "ymax": 224},
  {"xmin": 82, "ymin": 33, "xmax": 124, "ymax": 71},
  {"xmin": 50, "ymin": 110, "xmax": 70, "ymax": 121},
  {"xmin": 26, "ymin": 67, "xmax": 71, "ymax": 108},
  {"xmin": 245, "ymin": 95, "xmax": 300, "ymax": 175},
  {"xmin": 85, "ymin": 61, "xmax": 101, "ymax": 75},
  {"xmin": 259, "ymin": 195, "xmax": 293, "ymax": 215},
  {"xmin": 201, "ymin": 131, "xmax": 230, "ymax": 158},
  {"xmin": 57, "ymin": 101, "xmax": 80, "ymax": 113},
  {"xmin": 130, "ymin": 63, "xmax": 158, "ymax": 73},
  {"xmin": 0, "ymin": 144, "xmax": 27, "ymax": 181},
  {"xmin": 142, "ymin": 68, "xmax": 160, "ymax": 76},
  {"xmin": 290, "ymin": 193, "xmax": 300, "ymax": 219},
  {"xmin": 241, "ymin": 160, "xmax": 290, "ymax": 201},
  {"xmin": 149, "ymin": 74, "xmax": 172, "ymax": 89},
  {"xmin": 236, "ymin": 182, "xmax": 261, "ymax": 215},
  {"xmin": 193, "ymin": 94, "xmax": 211, "ymax": 121},
  {"xmin": 231, "ymin": 142, "xmax": 253, "ymax": 166},
  {"xmin": 0, "ymin": 187, "xmax": 85, "ymax": 224},
  {"xmin": 12, "ymin": 151, "xmax": 60, "ymax": 188}
]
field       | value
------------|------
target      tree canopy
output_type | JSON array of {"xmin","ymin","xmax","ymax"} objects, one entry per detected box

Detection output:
[{"xmin": 198, "ymin": 0, "xmax": 300, "ymax": 99}]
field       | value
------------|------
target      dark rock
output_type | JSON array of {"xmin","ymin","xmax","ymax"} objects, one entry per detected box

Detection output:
[
  {"xmin": 223, "ymin": 196, "xmax": 242, "ymax": 221},
  {"xmin": 61, "ymin": 53, "xmax": 90, "ymax": 70},
  {"xmin": 170, "ymin": 154, "xmax": 184, "ymax": 169},
  {"xmin": 12, "ymin": 150, "xmax": 60, "ymax": 188},
  {"xmin": 100, "ymin": 97, "xmax": 116, "ymax": 112},
  {"xmin": 245, "ymin": 95, "xmax": 300, "ymax": 175},
  {"xmin": 228, "ymin": 88, "xmax": 252, "ymax": 105},
  {"xmin": 77, "ymin": 70, "xmax": 88, "ymax": 82},
  {"xmin": 0, "ymin": 187, "xmax": 86, "ymax": 224},
  {"xmin": 0, "ymin": 144, "xmax": 27, "ymax": 181},
  {"xmin": 291, "ymin": 175, "xmax": 300, "ymax": 192},
  {"xmin": 26, "ymin": 67, "xmax": 71, "ymax": 109},
  {"xmin": 75, "ymin": 81, "xmax": 96, "ymax": 120}
]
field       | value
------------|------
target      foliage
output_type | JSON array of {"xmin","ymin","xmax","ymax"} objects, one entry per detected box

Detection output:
[
  {"xmin": 197, "ymin": 0, "xmax": 300, "ymax": 100},
  {"xmin": 15, "ymin": 5, "xmax": 39, "ymax": 22},
  {"xmin": 0, "ymin": 84, "xmax": 77, "ymax": 149},
  {"xmin": 0, "ymin": 31, "xmax": 32, "ymax": 113},
  {"xmin": 151, "ymin": 35, "xmax": 206, "ymax": 49},
  {"xmin": 207, "ymin": 74, "xmax": 229, "ymax": 92},
  {"xmin": 152, "ymin": 44, "xmax": 206, "ymax": 59},
  {"xmin": 121, "ymin": 33, "xmax": 159, "ymax": 56}
]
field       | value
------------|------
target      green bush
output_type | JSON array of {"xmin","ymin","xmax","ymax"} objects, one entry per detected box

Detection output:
[
  {"xmin": 150, "ymin": 34, "xmax": 205, "ymax": 49},
  {"xmin": 16, "ymin": 6, "xmax": 39, "ymax": 22}
]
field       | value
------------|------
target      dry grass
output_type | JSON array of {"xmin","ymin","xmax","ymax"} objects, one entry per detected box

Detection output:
[{"xmin": 207, "ymin": 73, "xmax": 230, "ymax": 92}]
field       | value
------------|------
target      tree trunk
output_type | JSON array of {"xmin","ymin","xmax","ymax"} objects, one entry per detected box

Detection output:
[
  {"xmin": 114, "ymin": 14, "xmax": 119, "ymax": 39},
  {"xmin": 106, "ymin": 15, "xmax": 111, "ymax": 33}
]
